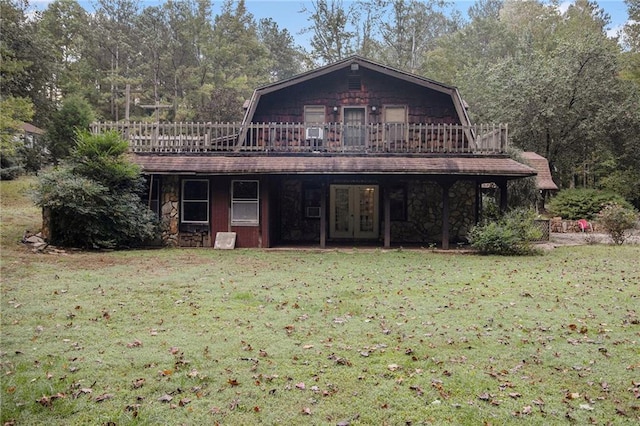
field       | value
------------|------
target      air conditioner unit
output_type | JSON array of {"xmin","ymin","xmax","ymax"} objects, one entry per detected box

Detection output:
[
  {"xmin": 306, "ymin": 206, "xmax": 321, "ymax": 218},
  {"xmin": 305, "ymin": 127, "xmax": 324, "ymax": 140}
]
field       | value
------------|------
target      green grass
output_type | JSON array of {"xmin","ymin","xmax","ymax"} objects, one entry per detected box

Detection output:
[{"xmin": 1, "ymin": 177, "xmax": 639, "ymax": 425}]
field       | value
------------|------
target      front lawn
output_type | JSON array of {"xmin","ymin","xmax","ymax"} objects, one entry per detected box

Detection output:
[{"xmin": 1, "ymin": 177, "xmax": 638, "ymax": 425}]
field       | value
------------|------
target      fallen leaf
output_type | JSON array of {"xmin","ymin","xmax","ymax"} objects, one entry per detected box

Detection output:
[
  {"xmin": 95, "ymin": 393, "xmax": 114, "ymax": 402},
  {"xmin": 295, "ymin": 382, "xmax": 306, "ymax": 390},
  {"xmin": 301, "ymin": 407, "xmax": 312, "ymax": 415},
  {"xmin": 36, "ymin": 396, "xmax": 52, "ymax": 407},
  {"xmin": 158, "ymin": 394, "xmax": 173, "ymax": 403},
  {"xmin": 478, "ymin": 392, "xmax": 492, "ymax": 401},
  {"xmin": 132, "ymin": 378, "xmax": 145, "ymax": 389},
  {"xmin": 579, "ymin": 403, "xmax": 594, "ymax": 410},
  {"xmin": 179, "ymin": 398, "xmax": 191, "ymax": 406},
  {"xmin": 227, "ymin": 378, "xmax": 240, "ymax": 387},
  {"xmin": 388, "ymin": 364, "xmax": 400, "ymax": 371},
  {"xmin": 410, "ymin": 385, "xmax": 424, "ymax": 396},
  {"xmin": 72, "ymin": 388, "xmax": 92, "ymax": 399},
  {"xmin": 127, "ymin": 339, "xmax": 143, "ymax": 348}
]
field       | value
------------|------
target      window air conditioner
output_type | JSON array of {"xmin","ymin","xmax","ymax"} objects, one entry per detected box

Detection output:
[
  {"xmin": 305, "ymin": 127, "xmax": 324, "ymax": 140},
  {"xmin": 306, "ymin": 206, "xmax": 321, "ymax": 218}
]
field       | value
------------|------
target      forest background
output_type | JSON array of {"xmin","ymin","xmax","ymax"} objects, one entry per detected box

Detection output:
[{"xmin": 2, "ymin": 0, "xmax": 640, "ymax": 205}]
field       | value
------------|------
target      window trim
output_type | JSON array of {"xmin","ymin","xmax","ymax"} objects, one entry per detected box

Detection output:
[
  {"xmin": 181, "ymin": 179, "xmax": 209, "ymax": 224},
  {"xmin": 231, "ymin": 180, "xmax": 260, "ymax": 226}
]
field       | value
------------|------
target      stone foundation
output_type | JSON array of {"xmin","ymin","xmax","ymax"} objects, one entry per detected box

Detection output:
[{"xmin": 179, "ymin": 231, "xmax": 211, "ymax": 247}]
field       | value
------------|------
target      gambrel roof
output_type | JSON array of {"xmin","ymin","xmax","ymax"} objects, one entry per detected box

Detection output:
[{"xmin": 241, "ymin": 55, "xmax": 472, "ymax": 127}]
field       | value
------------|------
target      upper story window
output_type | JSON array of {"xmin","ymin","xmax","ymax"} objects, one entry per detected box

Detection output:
[
  {"xmin": 384, "ymin": 105, "xmax": 407, "ymax": 143},
  {"xmin": 231, "ymin": 180, "xmax": 259, "ymax": 226},
  {"xmin": 304, "ymin": 105, "xmax": 326, "ymax": 124},
  {"xmin": 181, "ymin": 179, "xmax": 209, "ymax": 224},
  {"xmin": 384, "ymin": 106, "xmax": 407, "ymax": 123}
]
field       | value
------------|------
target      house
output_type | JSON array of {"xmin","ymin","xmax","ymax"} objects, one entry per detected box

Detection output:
[
  {"xmin": 19, "ymin": 122, "xmax": 46, "ymax": 148},
  {"xmin": 93, "ymin": 56, "xmax": 537, "ymax": 249}
]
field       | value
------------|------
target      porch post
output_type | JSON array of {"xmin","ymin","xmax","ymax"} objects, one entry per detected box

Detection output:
[
  {"xmin": 320, "ymin": 183, "xmax": 326, "ymax": 249},
  {"xmin": 441, "ymin": 180, "xmax": 453, "ymax": 250},
  {"xmin": 475, "ymin": 180, "xmax": 482, "ymax": 224},
  {"xmin": 384, "ymin": 186, "xmax": 391, "ymax": 248}
]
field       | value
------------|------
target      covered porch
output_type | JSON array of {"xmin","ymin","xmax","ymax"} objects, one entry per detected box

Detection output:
[{"xmin": 134, "ymin": 155, "xmax": 536, "ymax": 249}]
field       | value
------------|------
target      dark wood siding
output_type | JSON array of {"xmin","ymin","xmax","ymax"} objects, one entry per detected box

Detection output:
[
  {"xmin": 211, "ymin": 175, "xmax": 269, "ymax": 248},
  {"xmin": 211, "ymin": 176, "xmax": 230, "ymax": 244},
  {"xmin": 252, "ymin": 68, "xmax": 459, "ymax": 125}
]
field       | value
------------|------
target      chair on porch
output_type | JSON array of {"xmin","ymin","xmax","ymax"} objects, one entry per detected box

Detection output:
[{"xmin": 577, "ymin": 219, "xmax": 593, "ymax": 232}]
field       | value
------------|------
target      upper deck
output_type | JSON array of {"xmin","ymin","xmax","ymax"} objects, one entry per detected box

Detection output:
[{"xmin": 92, "ymin": 121, "xmax": 508, "ymax": 155}]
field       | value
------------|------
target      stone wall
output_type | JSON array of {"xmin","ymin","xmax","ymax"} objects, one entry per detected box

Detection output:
[
  {"xmin": 391, "ymin": 180, "xmax": 475, "ymax": 244},
  {"xmin": 156, "ymin": 175, "xmax": 212, "ymax": 247},
  {"xmin": 160, "ymin": 176, "xmax": 180, "ymax": 247},
  {"xmin": 278, "ymin": 179, "xmax": 321, "ymax": 242}
]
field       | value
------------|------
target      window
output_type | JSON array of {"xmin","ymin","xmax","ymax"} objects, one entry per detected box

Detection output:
[
  {"xmin": 181, "ymin": 179, "xmax": 209, "ymax": 224},
  {"xmin": 304, "ymin": 105, "xmax": 326, "ymax": 124},
  {"xmin": 389, "ymin": 185, "xmax": 407, "ymax": 222},
  {"xmin": 384, "ymin": 106, "xmax": 407, "ymax": 143},
  {"xmin": 231, "ymin": 180, "xmax": 259, "ymax": 225}
]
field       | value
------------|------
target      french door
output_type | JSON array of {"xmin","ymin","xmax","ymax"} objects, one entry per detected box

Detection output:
[
  {"xmin": 343, "ymin": 107, "xmax": 366, "ymax": 148},
  {"xmin": 329, "ymin": 184, "xmax": 379, "ymax": 239}
]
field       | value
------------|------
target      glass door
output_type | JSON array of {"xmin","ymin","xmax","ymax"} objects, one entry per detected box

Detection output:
[
  {"xmin": 343, "ymin": 107, "xmax": 366, "ymax": 148},
  {"xmin": 329, "ymin": 185, "xmax": 379, "ymax": 239}
]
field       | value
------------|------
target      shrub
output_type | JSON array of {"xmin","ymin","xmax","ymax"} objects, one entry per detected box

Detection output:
[
  {"xmin": 547, "ymin": 188, "xmax": 632, "ymax": 220},
  {"xmin": 46, "ymin": 96, "xmax": 94, "ymax": 163},
  {"xmin": 468, "ymin": 209, "xmax": 542, "ymax": 255},
  {"xmin": 0, "ymin": 151, "xmax": 22, "ymax": 180},
  {"xmin": 31, "ymin": 131, "xmax": 158, "ymax": 248},
  {"xmin": 596, "ymin": 203, "xmax": 638, "ymax": 245}
]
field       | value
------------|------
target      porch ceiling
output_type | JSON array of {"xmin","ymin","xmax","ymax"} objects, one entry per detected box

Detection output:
[{"xmin": 131, "ymin": 154, "xmax": 537, "ymax": 179}]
